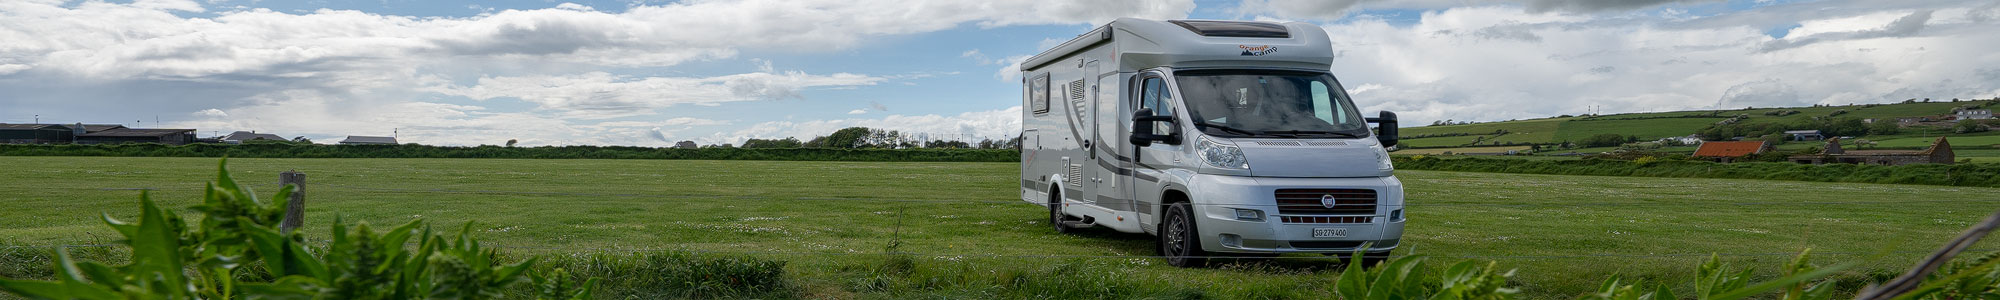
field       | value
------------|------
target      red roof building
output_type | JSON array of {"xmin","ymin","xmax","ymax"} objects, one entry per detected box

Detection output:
[{"xmin": 1693, "ymin": 141, "xmax": 1771, "ymax": 162}]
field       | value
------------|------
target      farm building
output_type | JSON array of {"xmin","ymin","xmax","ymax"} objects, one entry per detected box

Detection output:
[
  {"xmin": 1790, "ymin": 137, "xmax": 1954, "ymax": 165},
  {"xmin": 338, "ymin": 136, "xmax": 398, "ymax": 145},
  {"xmin": 221, "ymin": 131, "xmax": 287, "ymax": 143},
  {"xmin": 1958, "ymin": 109, "xmax": 1993, "ymax": 120},
  {"xmin": 1692, "ymin": 141, "xmax": 1772, "ymax": 163},
  {"xmin": 76, "ymin": 128, "xmax": 198, "ymax": 145},
  {"xmin": 0, "ymin": 124, "xmax": 75, "ymax": 144}
]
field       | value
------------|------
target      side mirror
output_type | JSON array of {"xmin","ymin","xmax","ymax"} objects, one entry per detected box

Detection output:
[
  {"xmin": 1366, "ymin": 111, "xmax": 1399, "ymax": 148},
  {"xmin": 1130, "ymin": 109, "xmax": 1180, "ymax": 146}
]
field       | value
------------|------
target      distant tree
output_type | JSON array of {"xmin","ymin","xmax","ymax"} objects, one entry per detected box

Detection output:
[
  {"xmin": 1867, "ymin": 121, "xmax": 1901, "ymax": 136},
  {"xmin": 1580, "ymin": 134, "xmax": 1633, "ymax": 148},
  {"xmin": 505, "ymin": 139, "xmax": 518, "ymax": 147},
  {"xmin": 742, "ymin": 137, "xmax": 803, "ymax": 148},
  {"xmin": 822, "ymin": 127, "xmax": 874, "ymax": 148},
  {"xmin": 1956, "ymin": 120, "xmax": 1991, "ymax": 134}
]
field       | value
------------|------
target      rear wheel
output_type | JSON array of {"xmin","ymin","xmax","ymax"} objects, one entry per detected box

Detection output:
[
  {"xmin": 1049, "ymin": 190, "xmax": 1073, "ymax": 234},
  {"xmin": 1161, "ymin": 202, "xmax": 1207, "ymax": 267}
]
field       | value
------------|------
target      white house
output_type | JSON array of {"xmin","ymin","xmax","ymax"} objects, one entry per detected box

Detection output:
[
  {"xmin": 1958, "ymin": 109, "xmax": 1993, "ymax": 121},
  {"xmin": 338, "ymin": 136, "xmax": 398, "ymax": 145}
]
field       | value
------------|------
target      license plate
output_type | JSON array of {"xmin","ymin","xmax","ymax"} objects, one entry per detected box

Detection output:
[{"xmin": 1312, "ymin": 228, "xmax": 1347, "ymax": 238}]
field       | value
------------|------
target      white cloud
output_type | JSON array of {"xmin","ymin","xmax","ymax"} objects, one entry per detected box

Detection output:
[
  {"xmin": 1, "ymin": 0, "xmax": 1185, "ymax": 146},
  {"xmin": 1235, "ymin": 0, "xmax": 1724, "ymax": 20},
  {"xmin": 708, "ymin": 106, "xmax": 1022, "ymax": 145},
  {"xmin": 1304, "ymin": 2, "xmax": 2000, "ymax": 128},
  {"xmin": 0, "ymin": 0, "xmax": 1192, "ymax": 80},
  {"xmin": 429, "ymin": 71, "xmax": 885, "ymax": 119},
  {"xmin": 847, "ymin": 109, "xmax": 868, "ymax": 115},
  {"xmin": 193, "ymin": 108, "xmax": 228, "ymax": 118}
]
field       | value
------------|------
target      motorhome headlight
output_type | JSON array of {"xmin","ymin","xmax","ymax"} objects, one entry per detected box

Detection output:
[
  {"xmin": 1374, "ymin": 147, "xmax": 1394, "ymax": 171},
  {"xmin": 1197, "ymin": 135, "xmax": 1249, "ymax": 170}
]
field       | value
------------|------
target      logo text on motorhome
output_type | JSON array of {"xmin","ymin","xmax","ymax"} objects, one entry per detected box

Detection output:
[{"xmin": 1239, "ymin": 45, "xmax": 1277, "ymax": 56}]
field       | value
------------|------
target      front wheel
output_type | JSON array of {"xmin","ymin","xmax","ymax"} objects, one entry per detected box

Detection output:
[
  {"xmin": 1160, "ymin": 202, "xmax": 1207, "ymax": 267},
  {"xmin": 1050, "ymin": 191, "xmax": 1073, "ymax": 234}
]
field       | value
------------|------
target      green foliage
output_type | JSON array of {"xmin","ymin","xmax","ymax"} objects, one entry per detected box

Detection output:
[
  {"xmin": 1333, "ymin": 254, "xmax": 1518, "ymax": 300},
  {"xmin": 1870, "ymin": 121, "xmax": 1902, "ymax": 136},
  {"xmin": 538, "ymin": 252, "xmax": 787, "ymax": 299},
  {"xmin": 1582, "ymin": 252, "xmax": 1851, "ymax": 300},
  {"xmin": 0, "ymin": 143, "xmax": 1020, "ymax": 162},
  {"xmin": 1580, "ymin": 134, "xmax": 1635, "ymax": 148},
  {"xmin": 1957, "ymin": 120, "xmax": 1991, "ymax": 134},
  {"xmin": 0, "ymin": 159, "xmax": 596, "ymax": 299},
  {"xmin": 1392, "ymin": 156, "xmax": 2000, "ymax": 188}
]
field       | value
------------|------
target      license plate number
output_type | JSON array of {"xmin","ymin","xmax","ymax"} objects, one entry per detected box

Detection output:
[{"xmin": 1312, "ymin": 228, "xmax": 1347, "ymax": 238}]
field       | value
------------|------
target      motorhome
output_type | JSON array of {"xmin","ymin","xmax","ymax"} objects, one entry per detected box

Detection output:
[{"xmin": 1018, "ymin": 18, "xmax": 1404, "ymax": 267}]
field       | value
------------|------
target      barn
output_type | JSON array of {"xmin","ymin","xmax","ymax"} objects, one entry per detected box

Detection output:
[
  {"xmin": 76, "ymin": 128, "xmax": 199, "ymax": 145},
  {"xmin": 0, "ymin": 124, "xmax": 76, "ymax": 144}
]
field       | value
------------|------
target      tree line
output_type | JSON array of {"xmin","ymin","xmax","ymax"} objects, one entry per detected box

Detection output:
[{"xmin": 739, "ymin": 127, "xmax": 1022, "ymax": 150}]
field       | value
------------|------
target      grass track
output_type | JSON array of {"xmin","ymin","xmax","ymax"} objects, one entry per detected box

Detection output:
[{"xmin": 3, "ymin": 156, "xmax": 1999, "ymax": 298}]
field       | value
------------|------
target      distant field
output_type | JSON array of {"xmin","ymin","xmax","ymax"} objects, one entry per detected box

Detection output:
[
  {"xmin": 1400, "ymin": 118, "xmax": 1566, "ymax": 143},
  {"xmin": 4, "ymin": 157, "xmax": 1998, "ymax": 298},
  {"xmin": 1872, "ymin": 135, "xmax": 2000, "ymax": 148},
  {"xmin": 1555, "ymin": 117, "xmax": 1722, "ymax": 141},
  {"xmin": 1396, "ymin": 134, "xmax": 1486, "ymax": 148},
  {"xmin": 1394, "ymin": 100, "xmax": 1998, "ymax": 157},
  {"xmin": 1390, "ymin": 145, "xmax": 1531, "ymax": 155}
]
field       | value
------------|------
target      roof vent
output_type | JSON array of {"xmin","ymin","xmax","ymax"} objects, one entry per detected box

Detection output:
[{"xmin": 1168, "ymin": 20, "xmax": 1289, "ymax": 38}]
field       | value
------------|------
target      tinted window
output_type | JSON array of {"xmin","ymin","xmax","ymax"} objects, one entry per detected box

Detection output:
[{"xmin": 1175, "ymin": 70, "xmax": 1368, "ymax": 138}]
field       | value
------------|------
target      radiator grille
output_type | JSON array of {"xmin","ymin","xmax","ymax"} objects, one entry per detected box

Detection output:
[
  {"xmin": 1280, "ymin": 216, "xmax": 1374, "ymax": 224},
  {"xmin": 1275, "ymin": 189, "xmax": 1377, "ymax": 215}
]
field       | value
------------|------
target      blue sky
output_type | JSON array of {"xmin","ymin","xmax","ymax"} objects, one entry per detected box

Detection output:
[{"xmin": 2, "ymin": 0, "xmax": 1996, "ymax": 146}]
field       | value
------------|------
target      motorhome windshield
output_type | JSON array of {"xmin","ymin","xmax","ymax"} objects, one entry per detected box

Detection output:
[{"xmin": 1174, "ymin": 70, "xmax": 1370, "ymax": 138}]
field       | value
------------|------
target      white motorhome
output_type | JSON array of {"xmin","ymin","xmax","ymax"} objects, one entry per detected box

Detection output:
[{"xmin": 1018, "ymin": 18, "xmax": 1404, "ymax": 267}]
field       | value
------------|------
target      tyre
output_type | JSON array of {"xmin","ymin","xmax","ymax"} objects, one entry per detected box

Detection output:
[
  {"xmin": 1160, "ymin": 202, "xmax": 1207, "ymax": 267},
  {"xmin": 1050, "ymin": 190, "xmax": 1073, "ymax": 234}
]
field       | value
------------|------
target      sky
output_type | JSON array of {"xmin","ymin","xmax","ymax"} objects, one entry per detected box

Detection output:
[{"xmin": 1, "ymin": 0, "xmax": 1997, "ymax": 146}]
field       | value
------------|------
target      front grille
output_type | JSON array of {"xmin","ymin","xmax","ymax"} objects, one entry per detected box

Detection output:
[
  {"xmin": 1280, "ymin": 216, "xmax": 1374, "ymax": 224},
  {"xmin": 1275, "ymin": 189, "xmax": 1377, "ymax": 215},
  {"xmin": 1290, "ymin": 241, "xmax": 1366, "ymax": 249}
]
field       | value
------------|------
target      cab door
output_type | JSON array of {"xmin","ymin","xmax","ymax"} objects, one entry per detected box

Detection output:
[{"xmin": 1131, "ymin": 69, "xmax": 1186, "ymax": 230}]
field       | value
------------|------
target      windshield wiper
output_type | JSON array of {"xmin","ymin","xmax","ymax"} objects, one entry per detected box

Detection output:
[
  {"xmin": 1192, "ymin": 122, "xmax": 1263, "ymax": 136},
  {"xmin": 1259, "ymin": 130, "xmax": 1363, "ymax": 138}
]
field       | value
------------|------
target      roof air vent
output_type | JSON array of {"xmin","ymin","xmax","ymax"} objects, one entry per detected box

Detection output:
[{"xmin": 1168, "ymin": 20, "xmax": 1289, "ymax": 38}]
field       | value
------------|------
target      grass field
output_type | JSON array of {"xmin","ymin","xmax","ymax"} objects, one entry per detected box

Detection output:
[
  {"xmin": 4, "ymin": 157, "xmax": 1999, "ymax": 298},
  {"xmin": 1394, "ymin": 100, "xmax": 2000, "ymax": 157},
  {"xmin": 1556, "ymin": 117, "xmax": 1722, "ymax": 141},
  {"xmin": 1400, "ymin": 118, "xmax": 1566, "ymax": 144},
  {"xmin": 1873, "ymin": 135, "xmax": 2000, "ymax": 148},
  {"xmin": 1395, "ymin": 134, "xmax": 1488, "ymax": 148}
]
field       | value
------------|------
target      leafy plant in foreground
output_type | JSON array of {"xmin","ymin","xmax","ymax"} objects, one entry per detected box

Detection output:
[
  {"xmin": 1580, "ymin": 251, "xmax": 1851, "ymax": 300},
  {"xmin": 0, "ymin": 159, "xmax": 596, "ymax": 299}
]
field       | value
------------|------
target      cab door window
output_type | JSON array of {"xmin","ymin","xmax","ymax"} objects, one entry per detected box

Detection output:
[{"xmin": 1139, "ymin": 76, "xmax": 1174, "ymax": 136}]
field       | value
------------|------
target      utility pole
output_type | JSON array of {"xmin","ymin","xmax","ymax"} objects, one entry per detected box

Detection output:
[{"xmin": 33, "ymin": 114, "xmax": 38, "ymax": 123}]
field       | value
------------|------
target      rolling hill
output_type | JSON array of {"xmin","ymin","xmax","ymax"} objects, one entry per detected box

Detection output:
[{"xmin": 1393, "ymin": 98, "xmax": 1999, "ymax": 154}]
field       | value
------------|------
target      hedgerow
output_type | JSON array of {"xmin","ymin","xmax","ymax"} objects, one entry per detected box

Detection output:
[
  {"xmin": 0, "ymin": 143, "xmax": 1019, "ymax": 162},
  {"xmin": 1393, "ymin": 156, "xmax": 2000, "ymax": 188}
]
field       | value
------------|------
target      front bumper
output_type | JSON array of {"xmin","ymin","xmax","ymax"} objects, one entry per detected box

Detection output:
[{"xmin": 1189, "ymin": 174, "xmax": 1406, "ymax": 254}]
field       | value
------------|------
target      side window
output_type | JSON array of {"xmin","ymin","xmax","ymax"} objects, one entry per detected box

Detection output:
[
  {"xmin": 1140, "ymin": 76, "xmax": 1173, "ymax": 135},
  {"xmin": 1310, "ymin": 82, "xmax": 1335, "ymax": 124},
  {"xmin": 1030, "ymin": 74, "xmax": 1050, "ymax": 115}
]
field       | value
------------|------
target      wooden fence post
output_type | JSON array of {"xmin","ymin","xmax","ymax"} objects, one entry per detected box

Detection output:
[{"xmin": 279, "ymin": 170, "xmax": 306, "ymax": 235}]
